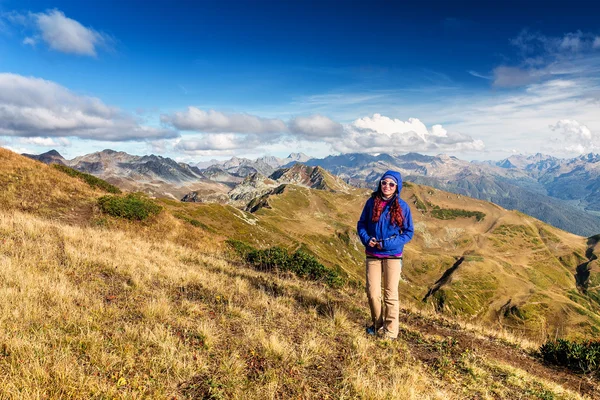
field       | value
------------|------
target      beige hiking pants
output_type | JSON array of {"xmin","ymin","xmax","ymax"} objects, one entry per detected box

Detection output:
[{"xmin": 366, "ymin": 258, "xmax": 402, "ymax": 338}]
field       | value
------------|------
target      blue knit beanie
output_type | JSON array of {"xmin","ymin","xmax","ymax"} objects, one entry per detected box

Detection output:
[{"xmin": 381, "ymin": 173, "xmax": 398, "ymax": 186}]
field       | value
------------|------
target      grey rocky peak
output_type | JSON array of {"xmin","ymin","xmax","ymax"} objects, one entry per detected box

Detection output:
[
  {"xmin": 199, "ymin": 152, "xmax": 315, "ymax": 180},
  {"xmin": 228, "ymin": 172, "xmax": 279, "ymax": 206},
  {"xmin": 286, "ymin": 152, "xmax": 311, "ymax": 163},
  {"xmin": 256, "ymin": 155, "xmax": 284, "ymax": 168},
  {"xmin": 22, "ymin": 149, "xmax": 67, "ymax": 165},
  {"xmin": 268, "ymin": 163, "xmax": 350, "ymax": 192},
  {"xmin": 194, "ymin": 158, "xmax": 221, "ymax": 169}
]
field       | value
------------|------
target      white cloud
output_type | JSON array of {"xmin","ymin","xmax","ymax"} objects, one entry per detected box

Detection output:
[
  {"xmin": 468, "ymin": 70, "xmax": 492, "ymax": 80},
  {"xmin": 164, "ymin": 108, "xmax": 486, "ymax": 155},
  {"xmin": 550, "ymin": 119, "xmax": 600, "ymax": 153},
  {"xmin": 174, "ymin": 134, "xmax": 258, "ymax": 157},
  {"xmin": 0, "ymin": 73, "xmax": 178, "ymax": 141},
  {"xmin": 288, "ymin": 114, "xmax": 343, "ymax": 138},
  {"xmin": 23, "ymin": 37, "xmax": 36, "ymax": 46},
  {"xmin": 161, "ymin": 107, "xmax": 287, "ymax": 134},
  {"xmin": 174, "ymin": 133, "xmax": 269, "ymax": 157},
  {"xmin": 34, "ymin": 10, "xmax": 108, "ymax": 56},
  {"xmin": 331, "ymin": 114, "xmax": 484, "ymax": 154},
  {"xmin": 2, "ymin": 145, "xmax": 33, "ymax": 155},
  {"xmin": 163, "ymin": 108, "xmax": 350, "ymax": 152},
  {"xmin": 493, "ymin": 66, "xmax": 537, "ymax": 88},
  {"xmin": 2, "ymin": 9, "xmax": 110, "ymax": 56},
  {"xmin": 176, "ymin": 134, "xmax": 248, "ymax": 151},
  {"xmin": 418, "ymin": 77, "xmax": 600, "ymax": 159},
  {"xmin": 487, "ymin": 30, "xmax": 600, "ymax": 89},
  {"xmin": 19, "ymin": 137, "xmax": 70, "ymax": 147},
  {"xmin": 512, "ymin": 30, "xmax": 599, "ymax": 56}
]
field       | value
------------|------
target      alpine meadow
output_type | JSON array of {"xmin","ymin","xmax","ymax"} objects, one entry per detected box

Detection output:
[
  {"xmin": 2, "ymin": 147, "xmax": 600, "ymax": 399},
  {"xmin": 2, "ymin": 1, "xmax": 600, "ymax": 398}
]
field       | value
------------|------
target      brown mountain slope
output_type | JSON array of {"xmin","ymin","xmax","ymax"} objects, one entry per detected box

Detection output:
[
  {"xmin": 0, "ymin": 147, "xmax": 103, "ymax": 224},
  {"xmin": 1, "ymin": 147, "xmax": 599, "ymax": 398},
  {"xmin": 4, "ymin": 147, "xmax": 596, "ymax": 340}
]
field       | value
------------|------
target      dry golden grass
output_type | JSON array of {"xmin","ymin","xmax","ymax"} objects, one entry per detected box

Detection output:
[
  {"xmin": 0, "ymin": 209, "xmax": 594, "ymax": 399},
  {"xmin": 0, "ymin": 148, "xmax": 101, "ymax": 223}
]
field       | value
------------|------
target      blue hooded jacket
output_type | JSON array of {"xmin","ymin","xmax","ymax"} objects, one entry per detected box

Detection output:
[{"xmin": 357, "ymin": 170, "xmax": 414, "ymax": 257}]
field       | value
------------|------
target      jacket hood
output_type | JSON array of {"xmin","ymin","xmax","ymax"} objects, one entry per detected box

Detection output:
[{"xmin": 380, "ymin": 170, "xmax": 403, "ymax": 194}]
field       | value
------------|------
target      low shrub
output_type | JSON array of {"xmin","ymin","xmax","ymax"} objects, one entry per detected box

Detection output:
[
  {"xmin": 412, "ymin": 195, "xmax": 427, "ymax": 211},
  {"xmin": 538, "ymin": 338, "xmax": 600, "ymax": 373},
  {"xmin": 98, "ymin": 193, "xmax": 162, "ymax": 221},
  {"xmin": 53, "ymin": 164, "xmax": 121, "ymax": 193},
  {"xmin": 336, "ymin": 230, "xmax": 351, "ymax": 245},
  {"xmin": 225, "ymin": 239, "xmax": 256, "ymax": 258},
  {"xmin": 431, "ymin": 208, "xmax": 486, "ymax": 222},
  {"xmin": 173, "ymin": 213, "xmax": 212, "ymax": 231},
  {"xmin": 227, "ymin": 240, "xmax": 346, "ymax": 288}
]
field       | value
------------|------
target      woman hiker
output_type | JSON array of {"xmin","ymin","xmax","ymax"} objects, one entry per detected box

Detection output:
[{"xmin": 357, "ymin": 170, "xmax": 414, "ymax": 339}]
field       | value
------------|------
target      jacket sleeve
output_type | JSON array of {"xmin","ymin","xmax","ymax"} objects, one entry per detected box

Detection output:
[
  {"xmin": 381, "ymin": 203, "xmax": 414, "ymax": 249},
  {"xmin": 356, "ymin": 200, "xmax": 372, "ymax": 247}
]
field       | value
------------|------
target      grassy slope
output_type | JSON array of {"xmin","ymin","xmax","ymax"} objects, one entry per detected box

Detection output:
[
  {"xmin": 164, "ymin": 177, "xmax": 597, "ymax": 340},
  {"xmin": 1, "ymin": 148, "xmax": 599, "ymax": 398}
]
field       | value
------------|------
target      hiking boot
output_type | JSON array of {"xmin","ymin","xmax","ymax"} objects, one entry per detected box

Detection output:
[
  {"xmin": 366, "ymin": 325, "xmax": 380, "ymax": 336},
  {"xmin": 378, "ymin": 328, "xmax": 397, "ymax": 340}
]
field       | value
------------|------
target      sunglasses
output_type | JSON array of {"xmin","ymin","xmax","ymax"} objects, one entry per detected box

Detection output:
[{"xmin": 380, "ymin": 181, "xmax": 396, "ymax": 188}]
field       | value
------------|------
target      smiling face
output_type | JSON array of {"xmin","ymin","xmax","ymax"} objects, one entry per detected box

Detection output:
[{"xmin": 380, "ymin": 179, "xmax": 397, "ymax": 198}]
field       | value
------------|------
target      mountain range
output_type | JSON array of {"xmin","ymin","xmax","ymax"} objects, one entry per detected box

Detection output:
[
  {"xmin": 23, "ymin": 149, "xmax": 229, "ymax": 200},
  {"xmin": 296, "ymin": 152, "xmax": 600, "ymax": 237},
  {"xmin": 22, "ymin": 149, "xmax": 600, "ymax": 237}
]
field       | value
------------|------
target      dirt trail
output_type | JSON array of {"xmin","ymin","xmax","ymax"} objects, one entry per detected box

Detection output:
[{"xmin": 399, "ymin": 309, "xmax": 600, "ymax": 398}]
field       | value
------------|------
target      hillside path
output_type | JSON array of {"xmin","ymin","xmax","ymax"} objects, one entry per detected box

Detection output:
[{"xmin": 399, "ymin": 309, "xmax": 600, "ymax": 398}]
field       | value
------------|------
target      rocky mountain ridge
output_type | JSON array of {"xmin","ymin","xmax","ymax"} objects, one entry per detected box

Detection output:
[
  {"xmin": 493, "ymin": 152, "xmax": 600, "ymax": 212},
  {"xmin": 298, "ymin": 152, "xmax": 600, "ymax": 236},
  {"xmin": 22, "ymin": 149, "xmax": 228, "ymax": 200},
  {"xmin": 189, "ymin": 163, "xmax": 351, "ymax": 211},
  {"xmin": 195, "ymin": 152, "xmax": 311, "ymax": 177},
  {"xmin": 22, "ymin": 148, "xmax": 600, "ymax": 236}
]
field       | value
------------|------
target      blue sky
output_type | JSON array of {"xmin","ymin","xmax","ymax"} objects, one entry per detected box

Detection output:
[{"xmin": 1, "ymin": 0, "xmax": 600, "ymax": 162}]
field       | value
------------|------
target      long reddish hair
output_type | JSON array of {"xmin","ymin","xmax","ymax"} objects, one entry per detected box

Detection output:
[{"xmin": 371, "ymin": 187, "xmax": 404, "ymax": 226}]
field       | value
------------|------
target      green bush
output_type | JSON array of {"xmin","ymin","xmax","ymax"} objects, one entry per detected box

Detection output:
[
  {"xmin": 539, "ymin": 338, "xmax": 600, "ymax": 373},
  {"xmin": 173, "ymin": 213, "xmax": 212, "ymax": 231},
  {"xmin": 227, "ymin": 241, "xmax": 345, "ymax": 288},
  {"xmin": 431, "ymin": 208, "xmax": 486, "ymax": 222},
  {"xmin": 98, "ymin": 194, "xmax": 162, "ymax": 221},
  {"xmin": 225, "ymin": 239, "xmax": 257, "ymax": 258},
  {"xmin": 412, "ymin": 195, "xmax": 427, "ymax": 211},
  {"xmin": 52, "ymin": 164, "xmax": 121, "ymax": 194}
]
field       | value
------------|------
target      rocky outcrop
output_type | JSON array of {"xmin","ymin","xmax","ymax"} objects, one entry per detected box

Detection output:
[
  {"xmin": 269, "ymin": 164, "xmax": 350, "ymax": 193},
  {"xmin": 224, "ymin": 164, "xmax": 351, "ymax": 213},
  {"xmin": 245, "ymin": 184, "xmax": 286, "ymax": 213},
  {"xmin": 228, "ymin": 173, "xmax": 279, "ymax": 206},
  {"xmin": 181, "ymin": 192, "xmax": 201, "ymax": 202}
]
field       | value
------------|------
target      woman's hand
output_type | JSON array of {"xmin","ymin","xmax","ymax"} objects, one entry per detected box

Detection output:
[{"xmin": 368, "ymin": 238, "xmax": 378, "ymax": 247}]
